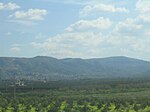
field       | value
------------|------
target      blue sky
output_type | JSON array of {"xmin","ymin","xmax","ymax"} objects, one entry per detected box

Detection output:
[{"xmin": 0, "ymin": 0, "xmax": 150, "ymax": 60}]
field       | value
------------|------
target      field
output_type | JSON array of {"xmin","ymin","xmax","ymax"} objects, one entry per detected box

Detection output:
[{"xmin": 0, "ymin": 78, "xmax": 150, "ymax": 112}]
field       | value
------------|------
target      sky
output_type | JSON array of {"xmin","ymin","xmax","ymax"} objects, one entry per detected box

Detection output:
[{"xmin": 0, "ymin": 0, "xmax": 150, "ymax": 60}]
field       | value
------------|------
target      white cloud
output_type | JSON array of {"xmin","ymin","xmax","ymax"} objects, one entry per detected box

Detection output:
[
  {"xmin": 106, "ymin": 33, "xmax": 150, "ymax": 54},
  {"xmin": 107, "ymin": 18, "xmax": 150, "ymax": 53},
  {"xmin": 114, "ymin": 18, "xmax": 143, "ymax": 36},
  {"xmin": 80, "ymin": 4, "xmax": 129, "ymax": 16},
  {"xmin": 32, "ymin": 30, "xmax": 150, "ymax": 59},
  {"xmin": 35, "ymin": 33, "xmax": 46, "ymax": 39},
  {"xmin": 136, "ymin": 0, "xmax": 150, "ymax": 22},
  {"xmin": 31, "ymin": 30, "xmax": 150, "ymax": 58},
  {"xmin": 0, "ymin": 2, "xmax": 20, "ymax": 10},
  {"xmin": 32, "ymin": 32, "xmax": 103, "ymax": 48},
  {"xmin": 65, "ymin": 17, "xmax": 112, "ymax": 32},
  {"xmin": 10, "ymin": 47, "xmax": 21, "ymax": 52},
  {"xmin": 138, "ymin": 14, "xmax": 150, "ymax": 22},
  {"xmin": 31, "ymin": 15, "xmax": 150, "ymax": 58},
  {"xmin": 144, "ymin": 29, "xmax": 150, "ymax": 37},
  {"xmin": 136, "ymin": 0, "xmax": 150, "ymax": 13},
  {"xmin": 31, "ymin": 32, "xmax": 105, "ymax": 58},
  {"xmin": 10, "ymin": 9, "xmax": 48, "ymax": 20}
]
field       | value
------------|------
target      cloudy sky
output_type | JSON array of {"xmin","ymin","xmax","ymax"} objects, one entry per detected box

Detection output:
[{"xmin": 0, "ymin": 0, "xmax": 150, "ymax": 60}]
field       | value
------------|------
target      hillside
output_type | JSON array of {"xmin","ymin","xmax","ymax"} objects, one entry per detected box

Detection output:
[{"xmin": 0, "ymin": 56, "xmax": 150, "ymax": 80}]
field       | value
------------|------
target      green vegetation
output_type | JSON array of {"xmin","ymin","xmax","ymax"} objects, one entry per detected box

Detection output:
[
  {"xmin": 0, "ymin": 78, "xmax": 150, "ymax": 112},
  {"xmin": 1, "ymin": 56, "xmax": 150, "ymax": 80}
]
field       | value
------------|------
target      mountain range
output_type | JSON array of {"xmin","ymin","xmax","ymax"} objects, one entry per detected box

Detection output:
[{"xmin": 0, "ymin": 56, "xmax": 150, "ymax": 80}]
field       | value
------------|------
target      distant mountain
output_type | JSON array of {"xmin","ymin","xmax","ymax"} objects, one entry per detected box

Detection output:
[{"xmin": 0, "ymin": 56, "xmax": 150, "ymax": 80}]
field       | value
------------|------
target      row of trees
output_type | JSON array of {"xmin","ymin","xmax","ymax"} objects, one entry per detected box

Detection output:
[
  {"xmin": 0, "ymin": 95, "xmax": 150, "ymax": 112},
  {"xmin": 0, "ymin": 78, "xmax": 150, "ymax": 111}
]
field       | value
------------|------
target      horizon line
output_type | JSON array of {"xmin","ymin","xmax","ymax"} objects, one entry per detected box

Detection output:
[{"xmin": 0, "ymin": 55, "xmax": 149, "ymax": 62}]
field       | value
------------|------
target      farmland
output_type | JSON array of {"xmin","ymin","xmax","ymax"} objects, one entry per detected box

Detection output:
[{"xmin": 0, "ymin": 78, "xmax": 150, "ymax": 112}]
